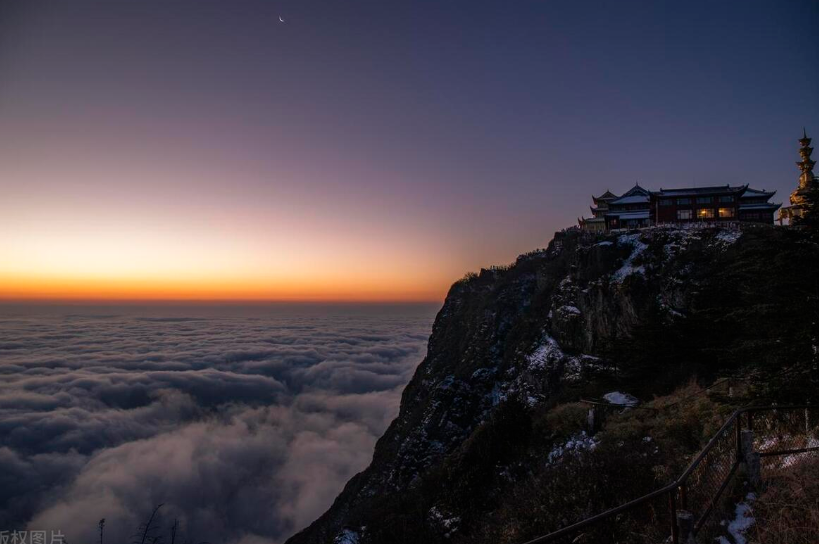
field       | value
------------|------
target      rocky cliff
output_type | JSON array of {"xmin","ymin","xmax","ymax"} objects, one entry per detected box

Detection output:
[{"xmin": 286, "ymin": 225, "xmax": 818, "ymax": 544}]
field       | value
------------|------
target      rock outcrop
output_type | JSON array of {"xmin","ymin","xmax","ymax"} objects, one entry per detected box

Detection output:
[{"xmin": 286, "ymin": 225, "xmax": 818, "ymax": 544}]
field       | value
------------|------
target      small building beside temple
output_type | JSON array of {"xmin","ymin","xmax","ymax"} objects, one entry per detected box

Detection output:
[
  {"xmin": 740, "ymin": 187, "xmax": 781, "ymax": 222},
  {"xmin": 579, "ymin": 190, "xmax": 617, "ymax": 233},
  {"xmin": 581, "ymin": 190, "xmax": 618, "ymax": 233},
  {"xmin": 779, "ymin": 129, "xmax": 816, "ymax": 224}
]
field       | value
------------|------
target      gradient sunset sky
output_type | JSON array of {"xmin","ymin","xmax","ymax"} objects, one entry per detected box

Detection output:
[{"xmin": 1, "ymin": 0, "xmax": 818, "ymax": 302}]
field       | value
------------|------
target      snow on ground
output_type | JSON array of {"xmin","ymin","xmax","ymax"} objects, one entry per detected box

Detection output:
[
  {"xmin": 603, "ymin": 391, "xmax": 639, "ymax": 407},
  {"xmin": 779, "ymin": 436, "xmax": 819, "ymax": 467},
  {"xmin": 718, "ymin": 493, "xmax": 756, "ymax": 544},
  {"xmin": 548, "ymin": 432, "xmax": 599, "ymax": 464},
  {"xmin": 663, "ymin": 242, "xmax": 681, "ymax": 259},
  {"xmin": 334, "ymin": 529, "xmax": 361, "ymax": 544},
  {"xmin": 773, "ymin": 436, "xmax": 819, "ymax": 467},
  {"xmin": 612, "ymin": 234, "xmax": 648, "ymax": 282},
  {"xmin": 655, "ymin": 227, "xmax": 702, "ymax": 260},
  {"xmin": 714, "ymin": 229, "xmax": 742, "ymax": 246}
]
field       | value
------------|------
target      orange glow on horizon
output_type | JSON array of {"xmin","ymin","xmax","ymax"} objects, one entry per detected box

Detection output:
[
  {"xmin": 0, "ymin": 272, "xmax": 445, "ymax": 303},
  {"xmin": 0, "ymin": 128, "xmax": 521, "ymax": 305},
  {"xmin": 0, "ymin": 191, "xmax": 467, "ymax": 303}
]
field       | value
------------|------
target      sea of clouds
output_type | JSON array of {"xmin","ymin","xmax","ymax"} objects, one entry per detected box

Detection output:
[{"xmin": 0, "ymin": 303, "xmax": 436, "ymax": 544}]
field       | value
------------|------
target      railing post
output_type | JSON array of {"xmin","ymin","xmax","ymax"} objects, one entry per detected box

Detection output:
[
  {"xmin": 676, "ymin": 510, "xmax": 696, "ymax": 544},
  {"xmin": 735, "ymin": 418, "xmax": 742, "ymax": 464},
  {"xmin": 669, "ymin": 491, "xmax": 679, "ymax": 544},
  {"xmin": 587, "ymin": 407, "xmax": 596, "ymax": 436},
  {"xmin": 741, "ymin": 429, "xmax": 761, "ymax": 488}
]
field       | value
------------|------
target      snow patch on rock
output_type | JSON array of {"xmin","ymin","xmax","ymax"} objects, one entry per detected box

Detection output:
[
  {"xmin": 558, "ymin": 305, "xmax": 581, "ymax": 316},
  {"xmin": 612, "ymin": 234, "xmax": 648, "ymax": 282},
  {"xmin": 526, "ymin": 336, "xmax": 564, "ymax": 370},
  {"xmin": 334, "ymin": 529, "xmax": 361, "ymax": 544},
  {"xmin": 429, "ymin": 506, "xmax": 460, "ymax": 537},
  {"xmin": 603, "ymin": 391, "xmax": 639, "ymax": 407}
]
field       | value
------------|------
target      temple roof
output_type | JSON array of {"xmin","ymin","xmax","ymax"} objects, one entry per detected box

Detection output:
[
  {"xmin": 740, "ymin": 202, "xmax": 782, "ymax": 211},
  {"xmin": 621, "ymin": 183, "xmax": 650, "ymax": 196},
  {"xmin": 651, "ymin": 184, "xmax": 748, "ymax": 197},
  {"xmin": 611, "ymin": 195, "xmax": 650, "ymax": 204},
  {"xmin": 592, "ymin": 190, "xmax": 619, "ymax": 204},
  {"xmin": 740, "ymin": 187, "xmax": 777, "ymax": 199},
  {"xmin": 607, "ymin": 210, "xmax": 650, "ymax": 220},
  {"xmin": 610, "ymin": 184, "xmax": 650, "ymax": 205}
]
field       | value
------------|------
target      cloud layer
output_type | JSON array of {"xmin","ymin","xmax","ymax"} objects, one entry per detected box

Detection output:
[{"xmin": 0, "ymin": 304, "xmax": 435, "ymax": 543}]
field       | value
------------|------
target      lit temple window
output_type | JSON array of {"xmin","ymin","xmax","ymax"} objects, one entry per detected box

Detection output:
[
  {"xmin": 718, "ymin": 207, "xmax": 735, "ymax": 218},
  {"xmin": 697, "ymin": 209, "xmax": 715, "ymax": 219}
]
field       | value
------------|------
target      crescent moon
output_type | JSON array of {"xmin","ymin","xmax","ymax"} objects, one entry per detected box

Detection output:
[{"xmin": 279, "ymin": 16, "xmax": 285, "ymax": 23}]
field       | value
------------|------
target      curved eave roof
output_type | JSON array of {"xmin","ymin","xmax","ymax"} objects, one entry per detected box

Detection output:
[
  {"xmin": 740, "ymin": 187, "xmax": 777, "ymax": 198},
  {"xmin": 740, "ymin": 203, "xmax": 782, "ymax": 211},
  {"xmin": 592, "ymin": 191, "xmax": 619, "ymax": 204},
  {"xmin": 651, "ymin": 184, "xmax": 748, "ymax": 197},
  {"xmin": 610, "ymin": 195, "xmax": 650, "ymax": 205},
  {"xmin": 607, "ymin": 210, "xmax": 650, "ymax": 220}
]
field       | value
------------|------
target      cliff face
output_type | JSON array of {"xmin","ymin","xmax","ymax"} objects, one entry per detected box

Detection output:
[{"xmin": 287, "ymin": 225, "xmax": 818, "ymax": 544}]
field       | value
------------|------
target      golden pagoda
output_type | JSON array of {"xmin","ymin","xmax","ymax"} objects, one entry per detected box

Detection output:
[{"xmin": 779, "ymin": 129, "xmax": 816, "ymax": 224}]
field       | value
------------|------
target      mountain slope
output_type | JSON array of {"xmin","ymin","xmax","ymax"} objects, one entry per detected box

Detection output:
[{"xmin": 286, "ymin": 225, "xmax": 819, "ymax": 544}]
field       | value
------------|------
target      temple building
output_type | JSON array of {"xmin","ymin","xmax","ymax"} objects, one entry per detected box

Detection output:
[
  {"xmin": 580, "ymin": 183, "xmax": 780, "ymax": 232},
  {"xmin": 604, "ymin": 184, "xmax": 652, "ymax": 230},
  {"xmin": 579, "ymin": 190, "xmax": 618, "ymax": 233},
  {"xmin": 579, "ymin": 184, "xmax": 653, "ymax": 231},
  {"xmin": 651, "ymin": 184, "xmax": 779, "ymax": 225},
  {"xmin": 575, "ymin": 134, "xmax": 819, "ymax": 232},
  {"xmin": 779, "ymin": 129, "xmax": 816, "ymax": 224},
  {"xmin": 739, "ymin": 187, "xmax": 781, "ymax": 222}
]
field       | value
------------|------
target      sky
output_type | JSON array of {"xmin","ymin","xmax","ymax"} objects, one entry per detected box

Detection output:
[{"xmin": 1, "ymin": 0, "xmax": 817, "ymax": 302}]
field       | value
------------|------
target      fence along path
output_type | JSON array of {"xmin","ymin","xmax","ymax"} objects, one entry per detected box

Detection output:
[{"xmin": 521, "ymin": 405, "xmax": 819, "ymax": 544}]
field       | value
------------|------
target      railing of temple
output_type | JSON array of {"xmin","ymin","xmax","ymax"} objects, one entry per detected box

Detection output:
[{"xmin": 520, "ymin": 405, "xmax": 819, "ymax": 544}]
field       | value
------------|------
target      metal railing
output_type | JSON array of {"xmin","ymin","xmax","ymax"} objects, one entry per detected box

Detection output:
[{"xmin": 521, "ymin": 405, "xmax": 819, "ymax": 544}]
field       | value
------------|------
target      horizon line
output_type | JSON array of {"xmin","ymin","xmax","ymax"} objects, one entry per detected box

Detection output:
[{"xmin": 0, "ymin": 298, "xmax": 444, "ymax": 306}]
